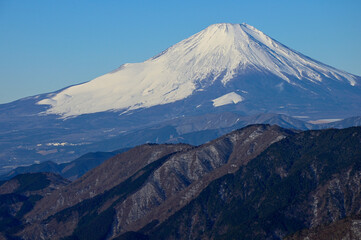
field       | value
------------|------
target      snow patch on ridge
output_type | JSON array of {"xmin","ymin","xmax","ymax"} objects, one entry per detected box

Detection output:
[
  {"xmin": 212, "ymin": 92, "xmax": 244, "ymax": 107},
  {"xmin": 309, "ymin": 119, "xmax": 342, "ymax": 124}
]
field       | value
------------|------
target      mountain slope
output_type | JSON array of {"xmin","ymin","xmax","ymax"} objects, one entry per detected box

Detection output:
[
  {"xmin": 139, "ymin": 127, "xmax": 361, "ymax": 240},
  {"xmin": 25, "ymin": 144, "xmax": 192, "ymax": 224},
  {"xmin": 322, "ymin": 116, "xmax": 361, "ymax": 129},
  {"xmin": 0, "ymin": 173, "xmax": 70, "ymax": 238},
  {"xmin": 286, "ymin": 215, "xmax": 361, "ymax": 240},
  {"xmin": 19, "ymin": 125, "xmax": 293, "ymax": 239}
]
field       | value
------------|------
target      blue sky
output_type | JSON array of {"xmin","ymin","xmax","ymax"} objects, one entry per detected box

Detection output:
[{"xmin": 0, "ymin": 0, "xmax": 360, "ymax": 104}]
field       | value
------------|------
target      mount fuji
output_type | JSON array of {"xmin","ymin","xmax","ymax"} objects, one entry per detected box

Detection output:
[
  {"xmin": 38, "ymin": 23, "xmax": 359, "ymax": 118},
  {"xmin": 1, "ymin": 23, "xmax": 361, "ymax": 172}
]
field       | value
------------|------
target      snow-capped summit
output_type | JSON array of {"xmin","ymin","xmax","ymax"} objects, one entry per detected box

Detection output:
[{"xmin": 38, "ymin": 23, "xmax": 359, "ymax": 117}]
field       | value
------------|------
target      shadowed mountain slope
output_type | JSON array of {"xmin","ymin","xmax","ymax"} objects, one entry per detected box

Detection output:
[
  {"xmin": 138, "ymin": 127, "xmax": 361, "ymax": 239},
  {"xmin": 0, "ymin": 173, "xmax": 70, "ymax": 239},
  {"xmin": 18, "ymin": 125, "xmax": 293, "ymax": 239}
]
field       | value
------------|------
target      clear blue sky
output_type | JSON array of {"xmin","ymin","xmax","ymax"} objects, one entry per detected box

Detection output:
[{"xmin": 0, "ymin": 0, "xmax": 360, "ymax": 104}]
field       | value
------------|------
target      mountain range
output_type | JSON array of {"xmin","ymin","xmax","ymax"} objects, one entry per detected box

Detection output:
[
  {"xmin": 1, "ymin": 125, "xmax": 360, "ymax": 239},
  {"xmin": 1, "ymin": 23, "xmax": 360, "ymax": 176},
  {"xmin": 0, "ymin": 148, "xmax": 130, "ymax": 181}
]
